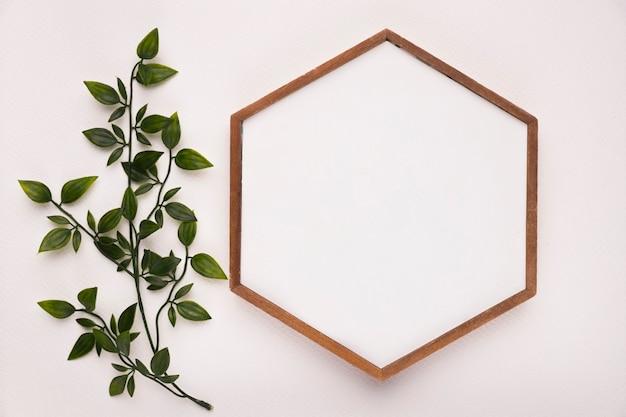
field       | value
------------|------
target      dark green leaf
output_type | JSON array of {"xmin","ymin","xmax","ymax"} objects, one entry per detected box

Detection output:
[
  {"xmin": 191, "ymin": 253, "xmax": 227, "ymax": 279},
  {"xmin": 38, "ymin": 300, "xmax": 75, "ymax": 319},
  {"xmin": 68, "ymin": 333, "xmax": 95, "ymax": 360},
  {"xmin": 83, "ymin": 128, "xmax": 118, "ymax": 147},
  {"xmin": 155, "ymin": 209, "xmax": 163, "ymax": 227},
  {"xmin": 117, "ymin": 258, "xmax": 131, "ymax": 272},
  {"xmin": 137, "ymin": 63, "xmax": 153, "ymax": 86},
  {"xmin": 109, "ymin": 374, "xmax": 128, "ymax": 396},
  {"xmin": 140, "ymin": 114, "xmax": 170, "ymax": 133},
  {"xmin": 47, "ymin": 215, "xmax": 70, "ymax": 224},
  {"xmin": 175, "ymin": 148, "xmax": 213, "ymax": 170},
  {"xmin": 177, "ymin": 221, "xmax": 197, "ymax": 246},
  {"xmin": 167, "ymin": 305, "xmax": 176, "ymax": 327},
  {"xmin": 157, "ymin": 374, "xmax": 179, "ymax": 383},
  {"xmin": 133, "ymin": 150, "xmax": 163, "ymax": 170},
  {"xmin": 162, "ymin": 112, "xmax": 180, "ymax": 149},
  {"xmin": 111, "ymin": 124, "xmax": 125, "ymax": 140},
  {"xmin": 61, "ymin": 176, "xmax": 97, "ymax": 204},
  {"xmin": 135, "ymin": 183, "xmax": 153, "ymax": 196},
  {"xmin": 77, "ymin": 287, "xmax": 97, "ymax": 312},
  {"xmin": 84, "ymin": 81, "xmax": 120, "ymax": 105},
  {"xmin": 139, "ymin": 64, "xmax": 177, "ymax": 86},
  {"xmin": 98, "ymin": 208, "xmax": 122, "ymax": 233},
  {"xmin": 135, "ymin": 359, "xmax": 150, "ymax": 376},
  {"xmin": 174, "ymin": 283, "xmax": 193, "ymax": 300},
  {"xmin": 127, "ymin": 375, "xmax": 135, "ymax": 397},
  {"xmin": 116, "ymin": 231, "xmax": 130, "ymax": 250},
  {"xmin": 136, "ymin": 132, "xmax": 151, "ymax": 146},
  {"xmin": 122, "ymin": 162, "xmax": 151, "ymax": 183},
  {"xmin": 95, "ymin": 343, "xmax": 102, "ymax": 356},
  {"xmin": 116, "ymin": 77, "xmax": 127, "ymax": 101},
  {"xmin": 76, "ymin": 317, "xmax": 98, "ymax": 328},
  {"xmin": 163, "ymin": 187, "xmax": 180, "ymax": 201},
  {"xmin": 112, "ymin": 363, "xmax": 129, "ymax": 372},
  {"xmin": 95, "ymin": 240, "xmax": 125, "ymax": 260},
  {"xmin": 150, "ymin": 347, "xmax": 170, "ymax": 375},
  {"xmin": 72, "ymin": 230, "xmax": 81, "ymax": 252},
  {"xmin": 118, "ymin": 303, "xmax": 137, "ymax": 333},
  {"xmin": 164, "ymin": 202, "xmax": 196, "ymax": 222},
  {"xmin": 108, "ymin": 106, "xmax": 126, "ymax": 122},
  {"xmin": 39, "ymin": 228, "xmax": 71, "ymax": 252},
  {"xmin": 87, "ymin": 211, "xmax": 96, "ymax": 232},
  {"xmin": 137, "ymin": 28, "xmax": 159, "ymax": 60},
  {"xmin": 145, "ymin": 277, "xmax": 168, "ymax": 291},
  {"xmin": 116, "ymin": 331, "xmax": 130, "ymax": 356},
  {"xmin": 121, "ymin": 187, "xmax": 137, "ymax": 220},
  {"xmin": 135, "ymin": 104, "xmax": 148, "ymax": 124},
  {"xmin": 177, "ymin": 300, "xmax": 211, "ymax": 321},
  {"xmin": 110, "ymin": 314, "xmax": 118, "ymax": 335},
  {"xmin": 98, "ymin": 236, "xmax": 117, "ymax": 245},
  {"xmin": 130, "ymin": 332, "xmax": 140, "ymax": 342},
  {"xmin": 18, "ymin": 180, "xmax": 52, "ymax": 203},
  {"xmin": 138, "ymin": 220, "xmax": 160, "ymax": 239},
  {"xmin": 141, "ymin": 249, "xmax": 152, "ymax": 270},
  {"xmin": 150, "ymin": 256, "xmax": 180, "ymax": 276},
  {"xmin": 107, "ymin": 147, "xmax": 124, "ymax": 166}
]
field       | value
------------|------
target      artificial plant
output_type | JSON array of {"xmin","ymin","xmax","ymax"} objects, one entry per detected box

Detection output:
[{"xmin": 18, "ymin": 28, "xmax": 226, "ymax": 411}]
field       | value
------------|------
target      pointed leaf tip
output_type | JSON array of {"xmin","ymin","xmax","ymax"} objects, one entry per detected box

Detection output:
[{"xmin": 137, "ymin": 28, "xmax": 159, "ymax": 60}]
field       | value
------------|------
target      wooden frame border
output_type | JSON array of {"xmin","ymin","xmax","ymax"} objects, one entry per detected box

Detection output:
[{"xmin": 230, "ymin": 29, "xmax": 537, "ymax": 381}]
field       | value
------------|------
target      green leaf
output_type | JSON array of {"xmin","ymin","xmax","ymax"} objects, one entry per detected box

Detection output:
[
  {"xmin": 138, "ymin": 64, "xmax": 177, "ymax": 86},
  {"xmin": 140, "ymin": 114, "xmax": 170, "ymax": 133},
  {"xmin": 136, "ymin": 132, "xmax": 151, "ymax": 146},
  {"xmin": 150, "ymin": 255, "xmax": 180, "ymax": 276},
  {"xmin": 121, "ymin": 187, "xmax": 137, "ymax": 220},
  {"xmin": 191, "ymin": 253, "xmax": 227, "ymax": 279},
  {"xmin": 135, "ymin": 183, "xmax": 153, "ymax": 196},
  {"xmin": 98, "ymin": 208, "xmax": 122, "ymax": 233},
  {"xmin": 87, "ymin": 211, "xmax": 96, "ymax": 232},
  {"xmin": 175, "ymin": 148, "xmax": 213, "ymax": 170},
  {"xmin": 18, "ymin": 180, "xmax": 52, "ymax": 203},
  {"xmin": 157, "ymin": 374, "xmax": 179, "ymax": 383},
  {"xmin": 138, "ymin": 220, "xmax": 160, "ymax": 239},
  {"xmin": 135, "ymin": 359, "xmax": 150, "ymax": 376},
  {"xmin": 84, "ymin": 81, "xmax": 120, "ymax": 105},
  {"xmin": 127, "ymin": 374, "xmax": 135, "ymax": 397},
  {"xmin": 177, "ymin": 221, "xmax": 197, "ymax": 246},
  {"xmin": 68, "ymin": 333, "xmax": 95, "ymax": 360},
  {"xmin": 150, "ymin": 347, "xmax": 170, "ymax": 376},
  {"xmin": 38, "ymin": 300, "xmax": 75, "ymax": 319},
  {"xmin": 77, "ymin": 287, "xmax": 97, "ymax": 312},
  {"xmin": 107, "ymin": 147, "xmax": 124, "ymax": 166},
  {"xmin": 174, "ymin": 283, "xmax": 193, "ymax": 300},
  {"xmin": 145, "ymin": 275, "xmax": 168, "ymax": 291},
  {"xmin": 109, "ymin": 374, "xmax": 128, "ymax": 396},
  {"xmin": 83, "ymin": 128, "xmax": 118, "ymax": 147},
  {"xmin": 72, "ymin": 230, "xmax": 81, "ymax": 252},
  {"xmin": 162, "ymin": 113, "xmax": 180, "ymax": 149},
  {"xmin": 122, "ymin": 162, "xmax": 151, "ymax": 183},
  {"xmin": 110, "ymin": 314, "xmax": 118, "ymax": 335},
  {"xmin": 118, "ymin": 303, "xmax": 137, "ymax": 333},
  {"xmin": 167, "ymin": 305, "xmax": 176, "ymax": 327},
  {"xmin": 116, "ymin": 77, "xmax": 127, "ymax": 101},
  {"xmin": 163, "ymin": 187, "xmax": 180, "ymax": 201},
  {"xmin": 133, "ymin": 150, "xmax": 163, "ymax": 170},
  {"xmin": 39, "ymin": 228, "xmax": 71, "ymax": 252},
  {"xmin": 76, "ymin": 317, "xmax": 98, "ymax": 328},
  {"xmin": 135, "ymin": 104, "xmax": 148, "ymax": 124},
  {"xmin": 137, "ymin": 28, "xmax": 159, "ymax": 60},
  {"xmin": 112, "ymin": 363, "xmax": 129, "ymax": 372},
  {"xmin": 164, "ymin": 202, "xmax": 196, "ymax": 222},
  {"xmin": 47, "ymin": 215, "xmax": 70, "ymax": 224},
  {"xmin": 177, "ymin": 300, "xmax": 211, "ymax": 321},
  {"xmin": 155, "ymin": 209, "xmax": 163, "ymax": 227},
  {"xmin": 111, "ymin": 124, "xmax": 125, "ymax": 140},
  {"xmin": 95, "ymin": 240, "xmax": 125, "ymax": 260},
  {"xmin": 93, "ymin": 329, "xmax": 117, "ymax": 352},
  {"xmin": 61, "ymin": 176, "xmax": 97, "ymax": 204},
  {"xmin": 130, "ymin": 332, "xmax": 140, "ymax": 342},
  {"xmin": 116, "ymin": 331, "xmax": 130, "ymax": 356},
  {"xmin": 117, "ymin": 258, "xmax": 131, "ymax": 272},
  {"xmin": 108, "ymin": 106, "xmax": 126, "ymax": 122},
  {"xmin": 116, "ymin": 231, "xmax": 130, "ymax": 250},
  {"xmin": 137, "ymin": 63, "xmax": 153, "ymax": 86}
]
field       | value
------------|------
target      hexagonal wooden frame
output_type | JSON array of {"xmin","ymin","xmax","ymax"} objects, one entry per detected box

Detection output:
[{"xmin": 230, "ymin": 29, "xmax": 537, "ymax": 381}]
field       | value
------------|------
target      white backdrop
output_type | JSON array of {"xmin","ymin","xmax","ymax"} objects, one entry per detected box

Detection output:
[{"xmin": 1, "ymin": 1, "xmax": 625, "ymax": 416}]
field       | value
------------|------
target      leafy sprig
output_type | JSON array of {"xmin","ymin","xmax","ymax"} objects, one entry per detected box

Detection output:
[{"xmin": 19, "ymin": 28, "xmax": 225, "ymax": 412}]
